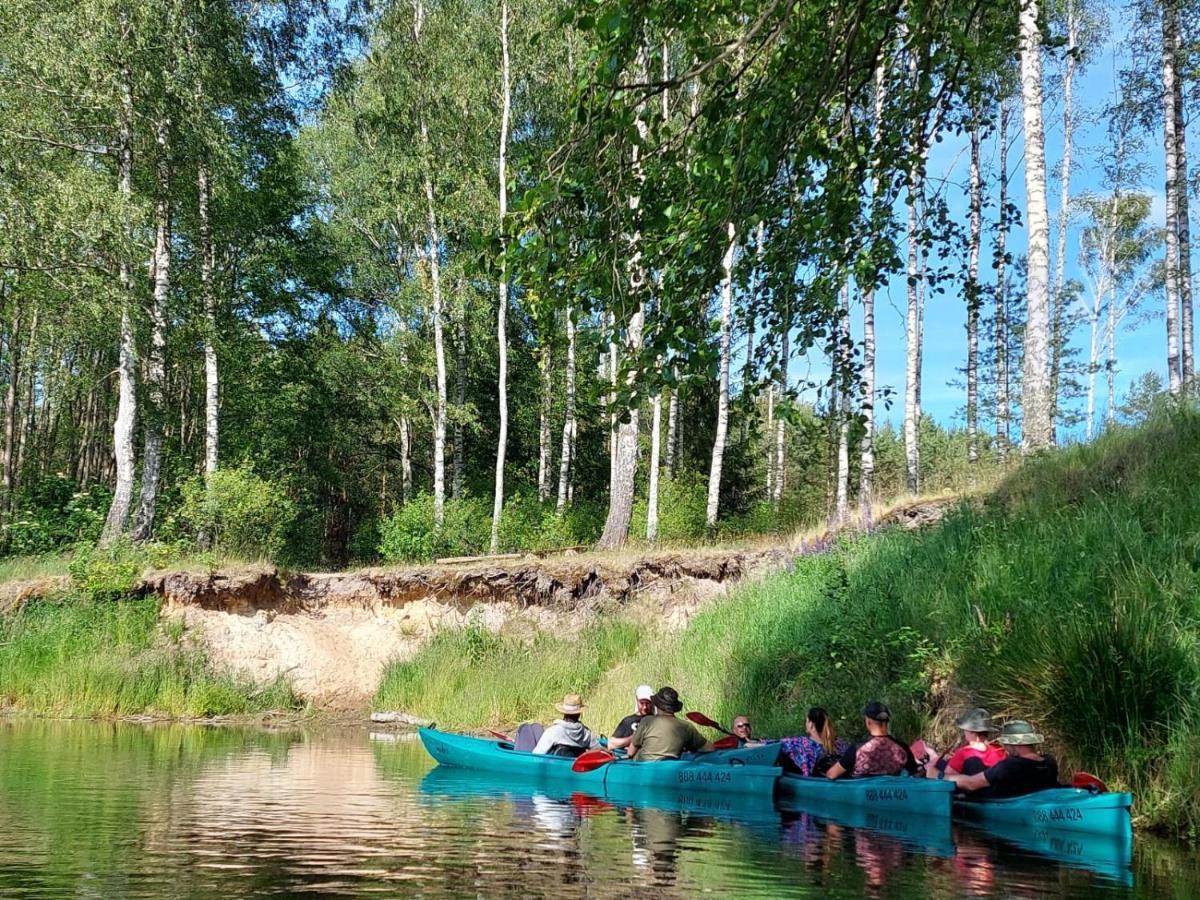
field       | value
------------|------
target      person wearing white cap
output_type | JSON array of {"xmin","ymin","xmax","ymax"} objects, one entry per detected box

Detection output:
[{"xmin": 607, "ymin": 685, "xmax": 655, "ymax": 750}]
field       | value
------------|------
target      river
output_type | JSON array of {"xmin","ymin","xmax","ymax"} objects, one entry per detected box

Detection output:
[{"xmin": 0, "ymin": 721, "xmax": 1194, "ymax": 897}]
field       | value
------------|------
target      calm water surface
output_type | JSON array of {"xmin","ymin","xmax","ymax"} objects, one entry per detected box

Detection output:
[{"xmin": 0, "ymin": 721, "xmax": 1196, "ymax": 898}]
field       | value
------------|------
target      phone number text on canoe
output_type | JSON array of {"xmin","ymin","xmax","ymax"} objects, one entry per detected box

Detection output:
[{"xmin": 676, "ymin": 769, "xmax": 734, "ymax": 784}]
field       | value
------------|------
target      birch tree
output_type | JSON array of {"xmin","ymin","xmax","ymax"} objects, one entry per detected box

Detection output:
[
  {"xmin": 1049, "ymin": 0, "xmax": 1077, "ymax": 443},
  {"xmin": 705, "ymin": 222, "xmax": 737, "ymax": 528},
  {"xmin": 555, "ymin": 305, "xmax": 576, "ymax": 512},
  {"xmin": 994, "ymin": 99, "xmax": 1012, "ymax": 459},
  {"xmin": 1019, "ymin": 0, "xmax": 1053, "ymax": 450},
  {"xmin": 966, "ymin": 104, "xmax": 983, "ymax": 467},
  {"xmin": 489, "ymin": 0, "xmax": 511, "ymax": 554}
]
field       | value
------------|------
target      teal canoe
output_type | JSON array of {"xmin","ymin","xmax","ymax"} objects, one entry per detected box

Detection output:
[
  {"xmin": 778, "ymin": 773, "xmax": 955, "ymax": 818},
  {"xmin": 953, "ymin": 788, "xmax": 1133, "ymax": 837},
  {"xmin": 777, "ymin": 795, "xmax": 955, "ymax": 857},
  {"xmin": 418, "ymin": 727, "xmax": 780, "ymax": 796}
]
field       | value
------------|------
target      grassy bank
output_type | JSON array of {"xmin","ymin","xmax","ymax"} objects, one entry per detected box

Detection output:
[
  {"xmin": 376, "ymin": 410, "xmax": 1200, "ymax": 838},
  {"xmin": 0, "ymin": 594, "xmax": 299, "ymax": 719}
]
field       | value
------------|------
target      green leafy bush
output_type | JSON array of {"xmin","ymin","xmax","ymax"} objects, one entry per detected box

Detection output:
[
  {"xmin": 2, "ymin": 476, "xmax": 110, "ymax": 556},
  {"xmin": 67, "ymin": 541, "xmax": 148, "ymax": 602},
  {"xmin": 171, "ymin": 465, "xmax": 296, "ymax": 560},
  {"xmin": 631, "ymin": 476, "xmax": 708, "ymax": 542},
  {"xmin": 377, "ymin": 494, "xmax": 491, "ymax": 563}
]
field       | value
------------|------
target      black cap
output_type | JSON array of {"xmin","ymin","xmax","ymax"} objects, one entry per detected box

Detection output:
[
  {"xmin": 651, "ymin": 686, "xmax": 683, "ymax": 713},
  {"xmin": 862, "ymin": 700, "xmax": 891, "ymax": 722}
]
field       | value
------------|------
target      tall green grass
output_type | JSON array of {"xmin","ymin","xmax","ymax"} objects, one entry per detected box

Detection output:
[
  {"xmin": 379, "ymin": 409, "xmax": 1200, "ymax": 836},
  {"xmin": 0, "ymin": 595, "xmax": 298, "ymax": 717}
]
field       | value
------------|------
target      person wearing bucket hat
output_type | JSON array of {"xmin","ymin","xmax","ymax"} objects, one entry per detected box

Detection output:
[
  {"xmin": 945, "ymin": 719, "xmax": 1060, "ymax": 798},
  {"xmin": 531, "ymin": 693, "xmax": 600, "ymax": 756},
  {"xmin": 824, "ymin": 700, "xmax": 922, "ymax": 780},
  {"xmin": 608, "ymin": 685, "xmax": 656, "ymax": 750},
  {"xmin": 628, "ymin": 686, "xmax": 713, "ymax": 761},
  {"xmin": 927, "ymin": 708, "xmax": 1006, "ymax": 777}
]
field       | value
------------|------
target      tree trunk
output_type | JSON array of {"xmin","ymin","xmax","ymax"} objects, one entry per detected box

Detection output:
[
  {"xmin": 199, "ymin": 162, "xmax": 219, "ymax": 475},
  {"xmin": 647, "ymin": 373, "xmax": 662, "ymax": 544},
  {"xmin": 1086, "ymin": 291, "xmax": 1102, "ymax": 441},
  {"xmin": 537, "ymin": 342, "xmax": 552, "ymax": 501},
  {"xmin": 859, "ymin": 62, "xmax": 884, "ymax": 516},
  {"xmin": 489, "ymin": 0, "xmax": 511, "ymax": 554},
  {"xmin": 1, "ymin": 304, "xmax": 21, "ymax": 518},
  {"xmin": 966, "ymin": 110, "xmax": 982, "ymax": 467},
  {"xmin": 1106, "ymin": 282, "xmax": 1118, "ymax": 426},
  {"xmin": 599, "ymin": 45, "xmax": 649, "ymax": 550},
  {"xmin": 665, "ymin": 369, "xmax": 678, "ymax": 481},
  {"xmin": 835, "ymin": 284, "xmax": 851, "ymax": 524},
  {"xmin": 101, "ymin": 23, "xmax": 136, "ymax": 544},
  {"xmin": 705, "ymin": 221, "xmax": 737, "ymax": 529},
  {"xmin": 422, "ymin": 161, "xmax": 447, "ymax": 526},
  {"xmin": 1162, "ymin": 5, "xmax": 1183, "ymax": 395},
  {"xmin": 15, "ymin": 305, "xmax": 39, "ymax": 485},
  {"xmin": 556, "ymin": 305, "xmax": 576, "ymax": 512},
  {"xmin": 995, "ymin": 100, "xmax": 1011, "ymax": 459},
  {"xmin": 454, "ymin": 274, "xmax": 466, "ymax": 499},
  {"xmin": 1019, "ymin": 0, "xmax": 1053, "ymax": 450},
  {"xmin": 132, "ymin": 117, "xmax": 171, "ymax": 541},
  {"xmin": 741, "ymin": 221, "xmax": 764, "ymax": 443},
  {"xmin": 1173, "ymin": 30, "xmax": 1194, "ymax": 387},
  {"xmin": 772, "ymin": 294, "xmax": 790, "ymax": 507},
  {"xmin": 1049, "ymin": 0, "xmax": 1076, "ymax": 444},
  {"xmin": 765, "ymin": 383, "xmax": 775, "ymax": 498},
  {"xmin": 904, "ymin": 177, "xmax": 921, "ymax": 495}
]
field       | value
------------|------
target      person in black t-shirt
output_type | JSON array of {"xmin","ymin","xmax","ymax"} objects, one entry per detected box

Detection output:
[
  {"xmin": 825, "ymin": 701, "xmax": 922, "ymax": 779},
  {"xmin": 946, "ymin": 719, "xmax": 1060, "ymax": 798},
  {"xmin": 608, "ymin": 684, "xmax": 655, "ymax": 750}
]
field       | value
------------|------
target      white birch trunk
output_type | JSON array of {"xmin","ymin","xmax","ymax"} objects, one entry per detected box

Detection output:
[
  {"xmin": 1106, "ymin": 285, "xmax": 1118, "ymax": 426},
  {"xmin": 454, "ymin": 276, "xmax": 466, "ymax": 499},
  {"xmin": 772, "ymin": 297, "xmax": 789, "ymax": 506},
  {"xmin": 1085, "ymin": 290, "xmax": 1102, "ymax": 441},
  {"xmin": 835, "ymin": 283, "xmax": 851, "ymax": 524},
  {"xmin": 1173, "ymin": 34, "xmax": 1194, "ymax": 387},
  {"xmin": 1, "ymin": 305, "xmax": 21, "ymax": 516},
  {"xmin": 199, "ymin": 162, "xmax": 218, "ymax": 475},
  {"xmin": 859, "ymin": 62, "xmax": 884, "ymax": 515},
  {"xmin": 705, "ymin": 221, "xmax": 737, "ymax": 529},
  {"xmin": 556, "ymin": 305, "xmax": 576, "ymax": 512},
  {"xmin": 101, "ymin": 27, "xmax": 136, "ymax": 544},
  {"xmin": 967, "ymin": 111, "xmax": 982, "ymax": 467},
  {"xmin": 1019, "ymin": 0, "xmax": 1053, "ymax": 449},
  {"xmin": 1049, "ymin": 0, "xmax": 1076, "ymax": 443},
  {"xmin": 489, "ymin": 0, "xmax": 511, "ymax": 554},
  {"xmin": 665, "ymin": 369, "xmax": 678, "ymax": 481},
  {"xmin": 765, "ymin": 384, "xmax": 775, "ymax": 498},
  {"xmin": 995, "ymin": 101, "xmax": 1012, "ymax": 458},
  {"xmin": 904, "ymin": 181, "xmax": 921, "ymax": 495},
  {"xmin": 132, "ymin": 117, "xmax": 170, "ymax": 541},
  {"xmin": 647, "ymin": 375, "xmax": 662, "ymax": 544},
  {"xmin": 598, "ymin": 45, "xmax": 649, "ymax": 550},
  {"xmin": 537, "ymin": 343, "xmax": 552, "ymax": 502}
]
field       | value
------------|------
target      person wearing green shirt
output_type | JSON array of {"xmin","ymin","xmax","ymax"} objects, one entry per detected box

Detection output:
[{"xmin": 628, "ymin": 686, "xmax": 712, "ymax": 761}]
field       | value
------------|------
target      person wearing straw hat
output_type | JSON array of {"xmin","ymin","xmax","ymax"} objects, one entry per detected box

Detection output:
[
  {"xmin": 923, "ymin": 707, "xmax": 1006, "ymax": 778},
  {"xmin": 628, "ymin": 687, "xmax": 712, "ymax": 761},
  {"xmin": 944, "ymin": 719, "xmax": 1060, "ymax": 798},
  {"xmin": 531, "ymin": 693, "xmax": 600, "ymax": 757},
  {"xmin": 608, "ymin": 684, "xmax": 655, "ymax": 751}
]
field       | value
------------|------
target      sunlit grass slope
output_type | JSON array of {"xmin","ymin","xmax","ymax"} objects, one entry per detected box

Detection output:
[{"xmin": 379, "ymin": 409, "xmax": 1200, "ymax": 836}]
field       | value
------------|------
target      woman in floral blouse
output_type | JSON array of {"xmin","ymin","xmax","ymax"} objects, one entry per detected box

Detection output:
[{"xmin": 780, "ymin": 707, "xmax": 848, "ymax": 776}]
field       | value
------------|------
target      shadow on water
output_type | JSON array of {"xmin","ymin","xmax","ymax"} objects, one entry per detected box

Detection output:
[{"xmin": 1, "ymin": 720, "xmax": 1199, "ymax": 898}]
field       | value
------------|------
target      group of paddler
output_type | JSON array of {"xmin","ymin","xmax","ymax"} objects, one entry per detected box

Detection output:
[{"xmin": 529, "ymin": 686, "xmax": 1063, "ymax": 799}]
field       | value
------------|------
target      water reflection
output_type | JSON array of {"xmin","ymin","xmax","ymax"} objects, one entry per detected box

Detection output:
[{"xmin": 0, "ymin": 721, "xmax": 1194, "ymax": 898}]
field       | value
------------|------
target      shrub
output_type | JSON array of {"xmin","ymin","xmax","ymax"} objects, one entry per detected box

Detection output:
[
  {"xmin": 171, "ymin": 465, "xmax": 296, "ymax": 560},
  {"xmin": 377, "ymin": 494, "xmax": 491, "ymax": 563},
  {"xmin": 3, "ymin": 476, "xmax": 110, "ymax": 556},
  {"xmin": 631, "ymin": 476, "xmax": 708, "ymax": 542}
]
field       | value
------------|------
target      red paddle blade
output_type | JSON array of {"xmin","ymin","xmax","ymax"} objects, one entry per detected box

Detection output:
[
  {"xmin": 686, "ymin": 711, "xmax": 722, "ymax": 729},
  {"xmin": 572, "ymin": 750, "xmax": 616, "ymax": 773},
  {"xmin": 1072, "ymin": 772, "xmax": 1108, "ymax": 793},
  {"xmin": 489, "ymin": 730, "xmax": 512, "ymax": 741},
  {"xmin": 712, "ymin": 735, "xmax": 739, "ymax": 750}
]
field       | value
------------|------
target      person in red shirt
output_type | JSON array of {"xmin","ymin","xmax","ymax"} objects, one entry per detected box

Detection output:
[{"xmin": 925, "ymin": 708, "xmax": 1005, "ymax": 777}]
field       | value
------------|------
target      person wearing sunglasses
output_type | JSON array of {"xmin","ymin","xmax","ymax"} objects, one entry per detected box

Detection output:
[{"xmin": 731, "ymin": 715, "xmax": 762, "ymax": 747}]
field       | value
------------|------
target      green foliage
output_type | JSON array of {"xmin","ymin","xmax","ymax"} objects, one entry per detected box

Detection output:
[
  {"xmin": 374, "ymin": 618, "xmax": 642, "ymax": 729},
  {"xmin": 631, "ymin": 476, "xmax": 708, "ymax": 542},
  {"xmin": 0, "ymin": 595, "xmax": 299, "ymax": 717},
  {"xmin": 67, "ymin": 541, "xmax": 159, "ymax": 603},
  {"xmin": 495, "ymin": 493, "xmax": 604, "ymax": 552},
  {"xmin": 168, "ymin": 466, "xmax": 296, "ymax": 561},
  {"xmin": 378, "ymin": 494, "xmax": 491, "ymax": 563},
  {"xmin": 2, "ymin": 477, "xmax": 110, "ymax": 556}
]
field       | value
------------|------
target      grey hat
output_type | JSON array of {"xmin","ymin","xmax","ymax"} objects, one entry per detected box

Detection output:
[
  {"xmin": 996, "ymin": 719, "xmax": 1044, "ymax": 746},
  {"xmin": 955, "ymin": 708, "xmax": 995, "ymax": 734}
]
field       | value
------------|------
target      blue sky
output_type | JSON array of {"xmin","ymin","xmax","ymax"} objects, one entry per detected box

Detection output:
[{"xmin": 793, "ymin": 9, "xmax": 1176, "ymax": 443}]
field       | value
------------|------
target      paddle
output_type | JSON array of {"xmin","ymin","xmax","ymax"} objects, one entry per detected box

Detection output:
[
  {"xmin": 711, "ymin": 735, "xmax": 740, "ymax": 750},
  {"xmin": 685, "ymin": 711, "xmax": 737, "ymax": 737},
  {"xmin": 1071, "ymin": 771, "xmax": 1108, "ymax": 793},
  {"xmin": 489, "ymin": 729, "xmax": 512, "ymax": 741},
  {"xmin": 571, "ymin": 749, "xmax": 616, "ymax": 773}
]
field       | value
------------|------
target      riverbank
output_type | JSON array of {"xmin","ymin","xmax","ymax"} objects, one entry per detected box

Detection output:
[{"xmin": 376, "ymin": 412, "xmax": 1200, "ymax": 839}]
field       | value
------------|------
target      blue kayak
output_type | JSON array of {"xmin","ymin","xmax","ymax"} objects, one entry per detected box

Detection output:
[
  {"xmin": 777, "ymin": 794, "xmax": 955, "ymax": 857},
  {"xmin": 779, "ymin": 772, "xmax": 955, "ymax": 817},
  {"xmin": 953, "ymin": 788, "xmax": 1133, "ymax": 837},
  {"xmin": 419, "ymin": 727, "xmax": 780, "ymax": 796}
]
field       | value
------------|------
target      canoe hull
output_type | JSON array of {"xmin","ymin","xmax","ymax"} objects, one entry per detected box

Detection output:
[
  {"xmin": 779, "ymin": 773, "xmax": 955, "ymax": 818},
  {"xmin": 418, "ymin": 727, "xmax": 780, "ymax": 796},
  {"xmin": 953, "ymin": 788, "xmax": 1133, "ymax": 837}
]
